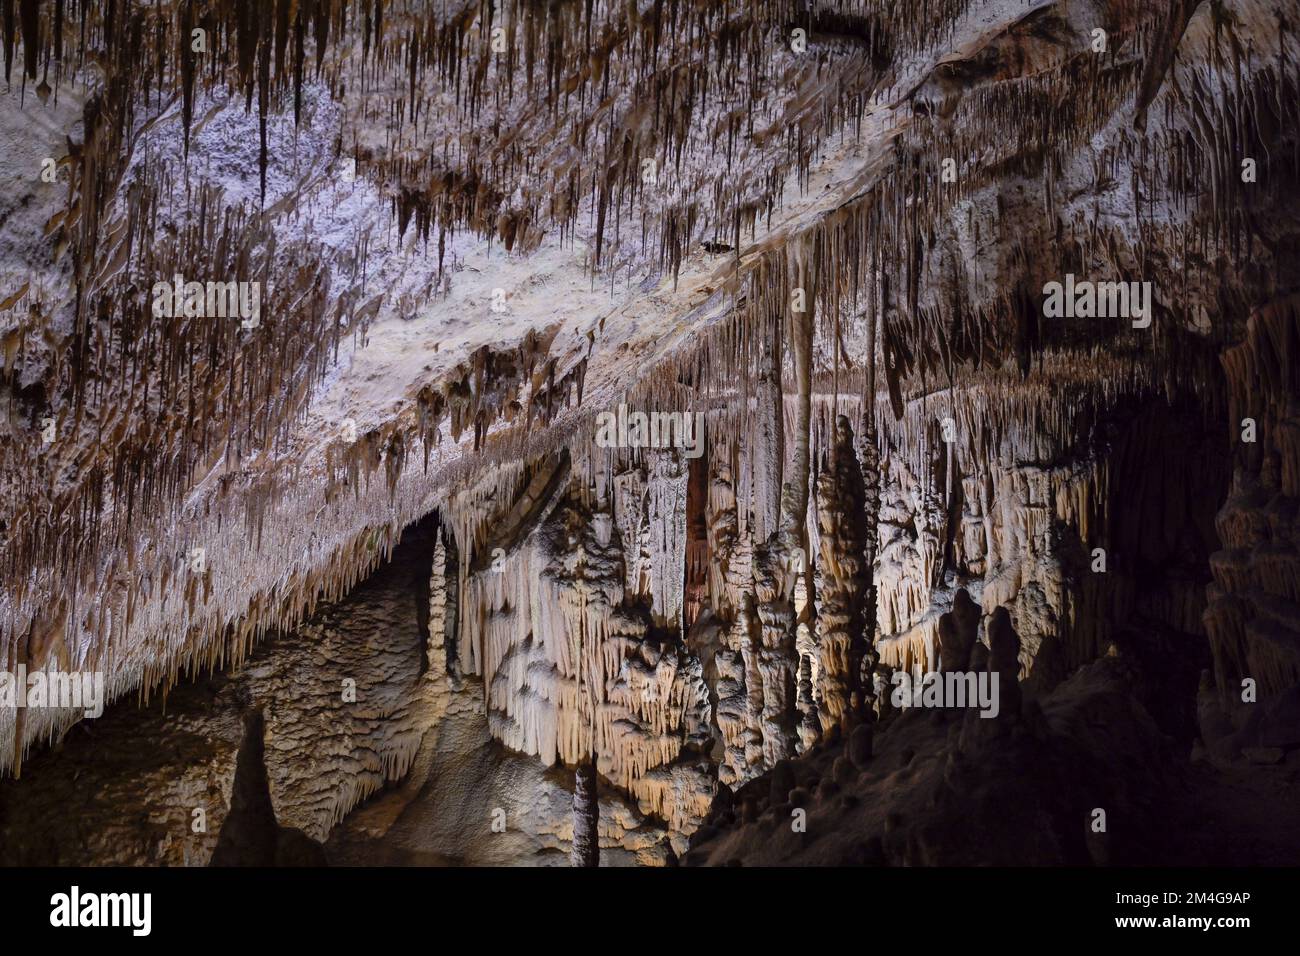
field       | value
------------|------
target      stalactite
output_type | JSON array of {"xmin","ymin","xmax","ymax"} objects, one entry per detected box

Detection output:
[{"xmin": 444, "ymin": 459, "xmax": 714, "ymax": 835}]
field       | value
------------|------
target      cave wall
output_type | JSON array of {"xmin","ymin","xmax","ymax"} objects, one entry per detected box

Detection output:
[{"xmin": 0, "ymin": 519, "xmax": 441, "ymax": 865}]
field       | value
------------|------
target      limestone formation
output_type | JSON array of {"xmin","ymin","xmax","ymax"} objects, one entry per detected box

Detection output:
[{"xmin": 0, "ymin": 0, "xmax": 1298, "ymax": 871}]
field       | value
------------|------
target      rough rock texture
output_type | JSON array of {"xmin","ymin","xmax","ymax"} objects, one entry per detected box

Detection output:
[
  {"xmin": 209, "ymin": 710, "xmax": 328, "ymax": 867},
  {"xmin": 0, "ymin": 519, "xmax": 440, "ymax": 865},
  {"xmin": 324, "ymin": 668, "xmax": 681, "ymax": 867}
]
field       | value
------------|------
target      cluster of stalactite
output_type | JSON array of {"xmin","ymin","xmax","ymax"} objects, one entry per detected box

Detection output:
[
  {"xmin": 406, "ymin": 327, "xmax": 1231, "ymax": 848},
  {"xmin": 0, "ymin": 0, "xmax": 910, "ymax": 282},
  {"xmin": 561, "ymin": 0, "xmax": 1299, "ymax": 736},
  {"xmin": 370, "ymin": 0, "xmax": 894, "ymax": 281},
  {"xmin": 6, "ymin": 179, "xmax": 350, "ymax": 612},
  {"xmin": 417, "ymin": 445, "xmax": 715, "ymax": 839},
  {"xmin": 421, "ymin": 372, "xmax": 875, "ymax": 835},
  {"xmin": 638, "ymin": 1, "xmax": 1299, "ymax": 429},
  {"xmin": 862, "ymin": 342, "xmax": 1230, "ymax": 696},
  {"xmin": 321, "ymin": 329, "xmax": 582, "ymax": 505}
]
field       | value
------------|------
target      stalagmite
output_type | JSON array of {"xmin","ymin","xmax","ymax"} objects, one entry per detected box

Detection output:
[
  {"xmin": 572, "ymin": 759, "xmax": 600, "ymax": 868},
  {"xmin": 987, "ymin": 607, "xmax": 1023, "ymax": 718},
  {"xmin": 813, "ymin": 415, "xmax": 871, "ymax": 734}
]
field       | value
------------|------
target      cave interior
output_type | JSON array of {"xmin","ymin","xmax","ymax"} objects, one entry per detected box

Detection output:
[{"xmin": 0, "ymin": 0, "xmax": 1299, "ymax": 868}]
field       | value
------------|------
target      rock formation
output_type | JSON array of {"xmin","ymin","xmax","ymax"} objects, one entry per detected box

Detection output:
[{"xmin": 1, "ymin": 0, "xmax": 1298, "ymax": 868}]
